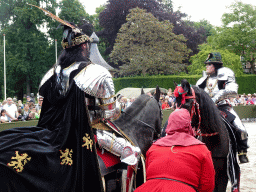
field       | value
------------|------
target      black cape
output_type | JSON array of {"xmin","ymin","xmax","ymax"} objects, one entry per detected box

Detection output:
[{"xmin": 0, "ymin": 66, "xmax": 103, "ymax": 192}]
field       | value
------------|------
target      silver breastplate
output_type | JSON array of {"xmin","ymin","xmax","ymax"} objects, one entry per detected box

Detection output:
[{"xmin": 204, "ymin": 76, "xmax": 219, "ymax": 98}]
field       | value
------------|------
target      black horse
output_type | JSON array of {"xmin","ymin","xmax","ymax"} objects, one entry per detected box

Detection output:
[
  {"xmin": 101, "ymin": 87, "xmax": 162, "ymax": 192},
  {"xmin": 162, "ymin": 79, "xmax": 240, "ymax": 192}
]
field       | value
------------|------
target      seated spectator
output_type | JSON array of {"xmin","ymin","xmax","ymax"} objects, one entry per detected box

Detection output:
[
  {"xmin": 240, "ymin": 95, "xmax": 246, "ymax": 106},
  {"xmin": 22, "ymin": 103, "xmax": 31, "ymax": 121},
  {"xmin": 159, "ymin": 96, "xmax": 164, "ymax": 105},
  {"xmin": 161, "ymin": 97, "xmax": 171, "ymax": 110},
  {"xmin": 0, "ymin": 109, "xmax": 8, "ymax": 123},
  {"xmin": 29, "ymin": 107, "xmax": 40, "ymax": 119},
  {"xmin": 2, "ymin": 97, "xmax": 18, "ymax": 121},
  {"xmin": 17, "ymin": 100, "xmax": 24, "ymax": 109},
  {"xmin": 252, "ymin": 94, "xmax": 256, "ymax": 105},
  {"xmin": 134, "ymin": 108, "xmax": 215, "ymax": 192},
  {"xmin": 234, "ymin": 95, "xmax": 241, "ymax": 106},
  {"xmin": 17, "ymin": 108, "xmax": 24, "ymax": 121},
  {"xmin": 246, "ymin": 94, "xmax": 254, "ymax": 105}
]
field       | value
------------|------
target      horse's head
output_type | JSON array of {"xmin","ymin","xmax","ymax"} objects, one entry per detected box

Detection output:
[{"xmin": 173, "ymin": 79, "xmax": 222, "ymax": 135}]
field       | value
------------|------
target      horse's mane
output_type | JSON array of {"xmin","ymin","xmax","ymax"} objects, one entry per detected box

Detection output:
[
  {"xmin": 124, "ymin": 94, "xmax": 151, "ymax": 117},
  {"xmin": 193, "ymin": 86, "xmax": 225, "ymax": 134}
]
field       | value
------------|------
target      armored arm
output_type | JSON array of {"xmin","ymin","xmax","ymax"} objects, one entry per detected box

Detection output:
[{"xmin": 212, "ymin": 67, "xmax": 238, "ymax": 103}]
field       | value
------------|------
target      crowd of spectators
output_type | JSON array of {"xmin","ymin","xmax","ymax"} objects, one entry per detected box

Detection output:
[
  {"xmin": 229, "ymin": 93, "xmax": 256, "ymax": 106},
  {"xmin": 160, "ymin": 88, "xmax": 175, "ymax": 110},
  {"xmin": 159, "ymin": 90, "xmax": 256, "ymax": 110},
  {"xmin": 1, "ymin": 92, "xmax": 254, "ymax": 124},
  {"xmin": 0, "ymin": 95, "xmax": 43, "ymax": 124}
]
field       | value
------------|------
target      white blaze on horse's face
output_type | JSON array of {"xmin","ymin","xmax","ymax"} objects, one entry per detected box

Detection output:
[{"xmin": 206, "ymin": 64, "xmax": 215, "ymax": 75}]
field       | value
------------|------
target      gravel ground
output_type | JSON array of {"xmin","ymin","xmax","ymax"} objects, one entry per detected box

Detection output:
[{"xmin": 226, "ymin": 122, "xmax": 256, "ymax": 192}]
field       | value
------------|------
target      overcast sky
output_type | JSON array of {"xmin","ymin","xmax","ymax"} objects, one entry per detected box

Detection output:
[{"xmin": 83, "ymin": 0, "xmax": 256, "ymax": 27}]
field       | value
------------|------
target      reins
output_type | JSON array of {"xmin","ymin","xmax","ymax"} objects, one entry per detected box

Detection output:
[
  {"xmin": 175, "ymin": 86, "xmax": 219, "ymax": 137},
  {"xmin": 188, "ymin": 88, "xmax": 219, "ymax": 137}
]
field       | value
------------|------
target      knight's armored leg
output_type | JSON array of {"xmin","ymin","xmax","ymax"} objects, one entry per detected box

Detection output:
[
  {"xmin": 229, "ymin": 108, "xmax": 249, "ymax": 163},
  {"xmin": 96, "ymin": 130, "xmax": 141, "ymax": 166}
]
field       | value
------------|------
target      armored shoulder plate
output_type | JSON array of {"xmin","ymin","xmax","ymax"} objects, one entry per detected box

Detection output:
[
  {"xmin": 217, "ymin": 67, "xmax": 235, "ymax": 82},
  {"xmin": 74, "ymin": 64, "xmax": 115, "ymax": 99}
]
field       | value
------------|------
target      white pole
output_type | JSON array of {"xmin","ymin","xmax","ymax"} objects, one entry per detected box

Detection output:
[
  {"xmin": 3, "ymin": 34, "xmax": 6, "ymax": 100},
  {"xmin": 55, "ymin": 39, "xmax": 57, "ymax": 63}
]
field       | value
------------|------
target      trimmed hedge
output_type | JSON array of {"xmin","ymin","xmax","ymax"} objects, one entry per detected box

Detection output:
[{"xmin": 113, "ymin": 74, "xmax": 256, "ymax": 94}]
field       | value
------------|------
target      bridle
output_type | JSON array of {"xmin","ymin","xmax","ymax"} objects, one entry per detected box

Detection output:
[{"xmin": 175, "ymin": 86, "xmax": 218, "ymax": 137}]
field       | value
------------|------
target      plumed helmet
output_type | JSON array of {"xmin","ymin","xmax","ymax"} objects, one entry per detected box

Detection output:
[
  {"xmin": 204, "ymin": 52, "xmax": 223, "ymax": 65},
  {"xmin": 61, "ymin": 21, "xmax": 93, "ymax": 49}
]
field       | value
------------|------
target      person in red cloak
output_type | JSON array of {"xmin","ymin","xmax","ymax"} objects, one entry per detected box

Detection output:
[{"xmin": 134, "ymin": 108, "xmax": 215, "ymax": 192}]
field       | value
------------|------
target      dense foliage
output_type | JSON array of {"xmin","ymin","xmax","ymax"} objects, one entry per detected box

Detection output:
[
  {"xmin": 110, "ymin": 8, "xmax": 190, "ymax": 76},
  {"xmin": 99, "ymin": 0, "xmax": 210, "ymax": 68}
]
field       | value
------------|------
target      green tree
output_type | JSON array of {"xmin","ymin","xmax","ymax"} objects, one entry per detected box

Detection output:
[
  {"xmin": 0, "ymin": 1, "xmax": 58, "ymax": 99},
  {"xmin": 0, "ymin": 0, "xmax": 92, "ymax": 100},
  {"xmin": 192, "ymin": 19, "xmax": 216, "ymax": 39},
  {"xmin": 59, "ymin": 0, "xmax": 91, "ymax": 25},
  {"xmin": 188, "ymin": 44, "xmax": 243, "ymax": 76},
  {"xmin": 212, "ymin": 1, "xmax": 256, "ymax": 74},
  {"xmin": 110, "ymin": 8, "xmax": 191, "ymax": 76}
]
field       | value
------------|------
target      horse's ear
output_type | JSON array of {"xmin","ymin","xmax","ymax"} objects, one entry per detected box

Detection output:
[
  {"xmin": 181, "ymin": 79, "xmax": 191, "ymax": 95},
  {"xmin": 154, "ymin": 85, "xmax": 160, "ymax": 102},
  {"xmin": 141, "ymin": 87, "xmax": 145, "ymax": 95},
  {"xmin": 173, "ymin": 81, "xmax": 178, "ymax": 87}
]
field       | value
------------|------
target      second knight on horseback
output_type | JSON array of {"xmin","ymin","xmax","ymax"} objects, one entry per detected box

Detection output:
[{"xmin": 196, "ymin": 52, "xmax": 249, "ymax": 163}]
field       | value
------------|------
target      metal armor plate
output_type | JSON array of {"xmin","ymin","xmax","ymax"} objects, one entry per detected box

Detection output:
[{"xmin": 74, "ymin": 64, "xmax": 115, "ymax": 99}]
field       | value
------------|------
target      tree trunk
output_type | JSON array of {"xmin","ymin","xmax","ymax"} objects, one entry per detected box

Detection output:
[
  {"xmin": 251, "ymin": 58, "xmax": 256, "ymax": 74},
  {"xmin": 26, "ymin": 75, "xmax": 31, "ymax": 96}
]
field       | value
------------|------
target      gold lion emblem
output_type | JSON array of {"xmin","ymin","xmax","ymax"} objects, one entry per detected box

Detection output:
[
  {"xmin": 60, "ymin": 148, "xmax": 73, "ymax": 166},
  {"xmin": 7, "ymin": 151, "xmax": 31, "ymax": 173},
  {"xmin": 82, "ymin": 133, "xmax": 93, "ymax": 152}
]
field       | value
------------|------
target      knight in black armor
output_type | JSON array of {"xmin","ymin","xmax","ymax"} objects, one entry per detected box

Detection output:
[
  {"xmin": 39, "ymin": 14, "xmax": 140, "ymax": 166},
  {"xmin": 0, "ymin": 5, "xmax": 140, "ymax": 191},
  {"xmin": 196, "ymin": 52, "xmax": 249, "ymax": 164}
]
